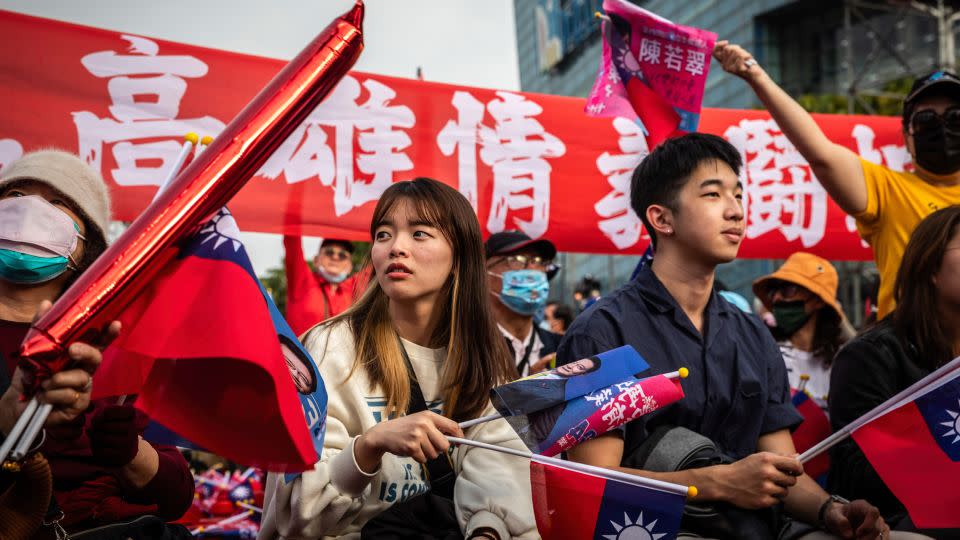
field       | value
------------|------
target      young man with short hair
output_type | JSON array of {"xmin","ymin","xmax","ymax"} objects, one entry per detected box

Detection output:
[{"xmin": 557, "ymin": 133, "xmax": 923, "ymax": 539}]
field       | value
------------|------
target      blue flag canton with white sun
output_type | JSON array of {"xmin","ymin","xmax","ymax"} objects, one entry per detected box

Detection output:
[
  {"xmin": 593, "ymin": 478, "xmax": 684, "ymax": 540},
  {"xmin": 916, "ymin": 376, "xmax": 960, "ymax": 462},
  {"xmin": 185, "ymin": 208, "xmax": 258, "ymax": 279}
]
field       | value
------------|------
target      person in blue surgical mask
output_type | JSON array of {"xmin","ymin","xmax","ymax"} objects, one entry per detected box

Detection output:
[{"xmin": 485, "ymin": 231, "xmax": 561, "ymax": 376}]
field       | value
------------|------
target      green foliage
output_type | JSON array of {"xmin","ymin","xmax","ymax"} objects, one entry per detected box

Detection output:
[
  {"xmin": 796, "ymin": 77, "xmax": 914, "ymax": 116},
  {"xmin": 260, "ymin": 261, "xmax": 287, "ymax": 315},
  {"xmin": 351, "ymin": 241, "xmax": 371, "ymax": 268}
]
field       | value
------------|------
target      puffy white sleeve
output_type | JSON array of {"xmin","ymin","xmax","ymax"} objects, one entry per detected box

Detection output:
[
  {"xmin": 453, "ymin": 406, "xmax": 539, "ymax": 539},
  {"xmin": 260, "ymin": 326, "xmax": 379, "ymax": 539}
]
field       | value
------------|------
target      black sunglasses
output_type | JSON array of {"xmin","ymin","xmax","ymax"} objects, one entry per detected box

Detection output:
[
  {"xmin": 910, "ymin": 107, "xmax": 960, "ymax": 133},
  {"xmin": 764, "ymin": 280, "xmax": 803, "ymax": 300},
  {"xmin": 321, "ymin": 248, "xmax": 351, "ymax": 261}
]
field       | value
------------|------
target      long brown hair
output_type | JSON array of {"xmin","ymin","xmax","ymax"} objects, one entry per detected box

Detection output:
[
  {"xmin": 329, "ymin": 178, "xmax": 513, "ymax": 422},
  {"xmin": 811, "ymin": 307, "xmax": 845, "ymax": 367},
  {"xmin": 892, "ymin": 205, "xmax": 960, "ymax": 370}
]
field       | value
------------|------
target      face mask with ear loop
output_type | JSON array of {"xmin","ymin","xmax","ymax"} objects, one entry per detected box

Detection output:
[
  {"xmin": 488, "ymin": 269, "xmax": 550, "ymax": 316},
  {"xmin": 909, "ymin": 106, "xmax": 960, "ymax": 175},
  {"xmin": 771, "ymin": 300, "xmax": 811, "ymax": 337},
  {"xmin": 0, "ymin": 195, "xmax": 85, "ymax": 284},
  {"xmin": 318, "ymin": 267, "xmax": 350, "ymax": 284}
]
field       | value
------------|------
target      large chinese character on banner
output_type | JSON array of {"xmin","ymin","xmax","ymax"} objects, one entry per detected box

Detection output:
[
  {"xmin": 258, "ymin": 75, "xmax": 415, "ymax": 217},
  {"xmin": 594, "ymin": 117, "xmax": 647, "ymax": 249},
  {"xmin": 73, "ymin": 35, "xmax": 226, "ymax": 187},
  {"xmin": 437, "ymin": 90, "xmax": 566, "ymax": 240},
  {"xmin": 724, "ymin": 118, "xmax": 829, "ymax": 249}
]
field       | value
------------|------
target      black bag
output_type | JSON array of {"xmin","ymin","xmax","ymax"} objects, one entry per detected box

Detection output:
[
  {"xmin": 623, "ymin": 426, "xmax": 815, "ymax": 540},
  {"xmin": 360, "ymin": 343, "xmax": 463, "ymax": 540},
  {"xmin": 359, "ymin": 493, "xmax": 463, "ymax": 540}
]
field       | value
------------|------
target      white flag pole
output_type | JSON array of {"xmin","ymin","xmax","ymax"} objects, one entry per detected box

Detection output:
[
  {"xmin": 799, "ymin": 355, "xmax": 960, "ymax": 463},
  {"xmin": 152, "ymin": 133, "xmax": 197, "ymax": 202},
  {"xmin": 447, "ymin": 435, "xmax": 696, "ymax": 498}
]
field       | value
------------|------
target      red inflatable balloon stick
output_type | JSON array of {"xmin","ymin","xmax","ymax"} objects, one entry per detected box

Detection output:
[{"xmin": 18, "ymin": 1, "xmax": 365, "ymax": 393}]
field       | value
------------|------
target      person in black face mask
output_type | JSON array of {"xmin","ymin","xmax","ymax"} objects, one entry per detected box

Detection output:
[
  {"xmin": 753, "ymin": 253, "xmax": 848, "ymax": 409},
  {"xmin": 714, "ymin": 42, "xmax": 960, "ymax": 325}
]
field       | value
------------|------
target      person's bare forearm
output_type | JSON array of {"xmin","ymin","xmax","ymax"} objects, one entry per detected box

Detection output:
[
  {"xmin": 748, "ymin": 72, "xmax": 837, "ymax": 167},
  {"xmin": 121, "ymin": 438, "xmax": 160, "ymax": 488},
  {"xmin": 607, "ymin": 465, "xmax": 729, "ymax": 502},
  {"xmin": 714, "ymin": 41, "xmax": 867, "ymax": 214},
  {"xmin": 782, "ymin": 472, "xmax": 830, "ymax": 525}
]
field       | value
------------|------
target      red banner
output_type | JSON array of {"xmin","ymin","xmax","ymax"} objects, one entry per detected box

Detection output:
[{"xmin": 0, "ymin": 10, "xmax": 909, "ymax": 259}]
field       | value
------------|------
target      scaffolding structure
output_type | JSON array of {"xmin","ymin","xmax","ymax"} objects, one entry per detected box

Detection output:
[{"xmin": 841, "ymin": 0, "xmax": 960, "ymax": 113}]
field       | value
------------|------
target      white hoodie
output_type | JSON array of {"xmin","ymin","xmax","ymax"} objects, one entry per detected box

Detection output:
[{"xmin": 259, "ymin": 321, "xmax": 539, "ymax": 540}]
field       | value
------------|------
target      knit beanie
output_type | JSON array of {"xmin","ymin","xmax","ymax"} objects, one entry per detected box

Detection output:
[{"xmin": 0, "ymin": 150, "xmax": 112, "ymax": 240}]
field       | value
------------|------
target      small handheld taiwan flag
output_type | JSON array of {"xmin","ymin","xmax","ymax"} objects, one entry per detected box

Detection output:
[
  {"xmin": 531, "ymin": 455, "xmax": 686, "ymax": 540},
  {"xmin": 852, "ymin": 372, "xmax": 960, "ymax": 528},
  {"xmin": 94, "ymin": 208, "xmax": 323, "ymax": 472},
  {"xmin": 509, "ymin": 372, "xmax": 685, "ymax": 456}
]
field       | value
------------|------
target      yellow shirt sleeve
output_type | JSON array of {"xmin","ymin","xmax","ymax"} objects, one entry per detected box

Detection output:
[{"xmin": 854, "ymin": 158, "xmax": 894, "ymax": 242}]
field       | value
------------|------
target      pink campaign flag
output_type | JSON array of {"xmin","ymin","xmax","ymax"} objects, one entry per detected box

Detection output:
[
  {"xmin": 586, "ymin": 0, "xmax": 717, "ymax": 148},
  {"xmin": 507, "ymin": 373, "xmax": 684, "ymax": 457}
]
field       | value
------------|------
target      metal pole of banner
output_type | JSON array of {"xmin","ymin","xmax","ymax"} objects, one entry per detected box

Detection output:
[
  {"xmin": 909, "ymin": 0, "xmax": 958, "ymax": 72},
  {"xmin": 844, "ymin": 1, "xmax": 855, "ymax": 115},
  {"xmin": 606, "ymin": 255, "xmax": 615, "ymax": 293}
]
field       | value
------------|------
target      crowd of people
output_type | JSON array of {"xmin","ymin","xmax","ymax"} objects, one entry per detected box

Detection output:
[{"xmin": 1, "ymin": 39, "xmax": 959, "ymax": 540}]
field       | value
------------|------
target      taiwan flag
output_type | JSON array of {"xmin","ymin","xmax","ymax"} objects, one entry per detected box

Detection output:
[
  {"xmin": 790, "ymin": 390, "xmax": 831, "ymax": 483},
  {"xmin": 93, "ymin": 208, "xmax": 322, "ymax": 473},
  {"xmin": 531, "ymin": 456, "xmax": 685, "ymax": 540},
  {"xmin": 490, "ymin": 345, "xmax": 650, "ymax": 418},
  {"xmin": 509, "ymin": 373, "xmax": 684, "ymax": 456},
  {"xmin": 852, "ymin": 373, "xmax": 960, "ymax": 528}
]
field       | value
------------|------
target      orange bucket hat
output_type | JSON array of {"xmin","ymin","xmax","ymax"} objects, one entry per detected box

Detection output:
[{"xmin": 752, "ymin": 252, "xmax": 842, "ymax": 320}]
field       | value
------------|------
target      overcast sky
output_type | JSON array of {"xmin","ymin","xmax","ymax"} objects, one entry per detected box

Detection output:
[{"xmin": 0, "ymin": 0, "xmax": 521, "ymax": 274}]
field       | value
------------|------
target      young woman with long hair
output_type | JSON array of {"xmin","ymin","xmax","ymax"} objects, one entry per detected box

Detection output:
[
  {"xmin": 261, "ymin": 178, "xmax": 537, "ymax": 540},
  {"xmin": 829, "ymin": 205, "xmax": 960, "ymax": 531}
]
